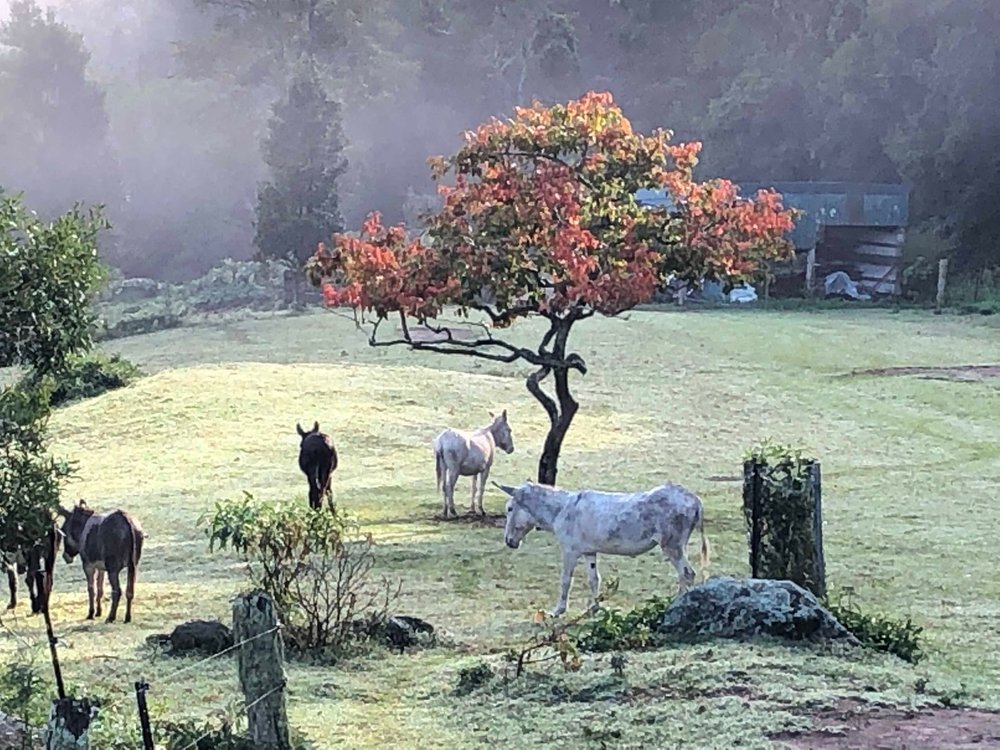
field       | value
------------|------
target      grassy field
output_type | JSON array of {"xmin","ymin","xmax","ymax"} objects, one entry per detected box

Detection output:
[{"xmin": 2, "ymin": 307, "xmax": 999, "ymax": 748}]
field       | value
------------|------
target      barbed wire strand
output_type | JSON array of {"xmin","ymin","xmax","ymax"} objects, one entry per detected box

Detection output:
[
  {"xmin": 175, "ymin": 680, "xmax": 287, "ymax": 750},
  {"xmin": 74, "ymin": 625, "xmax": 281, "ymax": 721},
  {"xmin": 149, "ymin": 625, "xmax": 281, "ymax": 685}
]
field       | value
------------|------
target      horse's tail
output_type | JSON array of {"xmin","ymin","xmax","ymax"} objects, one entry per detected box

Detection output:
[{"xmin": 698, "ymin": 503, "xmax": 711, "ymax": 582}]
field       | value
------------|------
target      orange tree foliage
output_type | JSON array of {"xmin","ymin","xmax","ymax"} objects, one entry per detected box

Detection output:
[{"xmin": 308, "ymin": 92, "xmax": 796, "ymax": 484}]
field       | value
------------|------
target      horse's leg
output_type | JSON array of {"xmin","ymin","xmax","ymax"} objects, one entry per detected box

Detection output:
[
  {"xmin": 661, "ymin": 541, "xmax": 696, "ymax": 595},
  {"xmin": 584, "ymin": 553, "xmax": 601, "ymax": 613},
  {"xmin": 105, "ymin": 565, "xmax": 122, "ymax": 623},
  {"xmin": 469, "ymin": 473, "xmax": 479, "ymax": 514},
  {"xmin": 84, "ymin": 566, "xmax": 97, "ymax": 620},
  {"xmin": 5, "ymin": 566, "xmax": 15, "ymax": 610},
  {"xmin": 551, "ymin": 550, "xmax": 579, "ymax": 617}
]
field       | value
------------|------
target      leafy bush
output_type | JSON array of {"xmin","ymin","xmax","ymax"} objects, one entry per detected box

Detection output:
[
  {"xmin": 18, "ymin": 351, "xmax": 143, "ymax": 407},
  {"xmin": 0, "ymin": 658, "xmax": 48, "ymax": 749},
  {"xmin": 454, "ymin": 662, "xmax": 494, "ymax": 696},
  {"xmin": 573, "ymin": 596, "xmax": 673, "ymax": 653},
  {"xmin": 202, "ymin": 493, "xmax": 401, "ymax": 655},
  {"xmin": 157, "ymin": 718, "xmax": 314, "ymax": 750},
  {"xmin": 824, "ymin": 591, "xmax": 925, "ymax": 664},
  {"xmin": 743, "ymin": 441, "xmax": 824, "ymax": 596}
]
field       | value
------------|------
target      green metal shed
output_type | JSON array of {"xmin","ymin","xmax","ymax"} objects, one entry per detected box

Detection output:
[{"xmin": 637, "ymin": 181, "xmax": 910, "ymax": 296}]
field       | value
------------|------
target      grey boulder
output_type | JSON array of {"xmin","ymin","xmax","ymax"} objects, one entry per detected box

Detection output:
[{"xmin": 658, "ymin": 577, "xmax": 859, "ymax": 645}]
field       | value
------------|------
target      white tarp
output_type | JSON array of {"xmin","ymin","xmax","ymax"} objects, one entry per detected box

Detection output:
[
  {"xmin": 824, "ymin": 271, "xmax": 871, "ymax": 300},
  {"xmin": 728, "ymin": 283, "xmax": 758, "ymax": 304}
]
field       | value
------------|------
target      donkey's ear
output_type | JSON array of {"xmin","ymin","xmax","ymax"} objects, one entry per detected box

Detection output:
[
  {"xmin": 492, "ymin": 481, "xmax": 516, "ymax": 496},
  {"xmin": 488, "ymin": 410, "xmax": 495, "ymax": 419},
  {"xmin": 501, "ymin": 409, "xmax": 508, "ymax": 420},
  {"xmin": 312, "ymin": 421, "xmax": 320, "ymax": 433},
  {"xmin": 296, "ymin": 422, "xmax": 305, "ymax": 437},
  {"xmin": 77, "ymin": 499, "xmax": 87, "ymax": 509}
]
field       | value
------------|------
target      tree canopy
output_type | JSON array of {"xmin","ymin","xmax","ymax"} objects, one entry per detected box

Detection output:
[{"xmin": 308, "ymin": 92, "xmax": 796, "ymax": 482}]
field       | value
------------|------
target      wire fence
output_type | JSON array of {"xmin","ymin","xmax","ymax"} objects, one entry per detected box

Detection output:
[
  {"xmin": 0, "ymin": 596, "xmax": 289, "ymax": 749},
  {"xmin": 175, "ymin": 680, "xmax": 287, "ymax": 750}
]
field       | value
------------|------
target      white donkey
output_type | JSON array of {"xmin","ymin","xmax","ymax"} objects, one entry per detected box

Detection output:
[
  {"xmin": 496, "ymin": 480, "xmax": 710, "ymax": 616},
  {"xmin": 434, "ymin": 410, "xmax": 515, "ymax": 517}
]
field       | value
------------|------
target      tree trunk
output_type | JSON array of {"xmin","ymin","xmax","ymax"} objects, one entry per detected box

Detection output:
[{"xmin": 526, "ymin": 317, "xmax": 581, "ymax": 485}]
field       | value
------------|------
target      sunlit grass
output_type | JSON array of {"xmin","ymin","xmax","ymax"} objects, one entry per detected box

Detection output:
[{"xmin": 1, "ymin": 307, "xmax": 998, "ymax": 747}]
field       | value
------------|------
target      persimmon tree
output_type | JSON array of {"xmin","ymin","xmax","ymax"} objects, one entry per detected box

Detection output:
[{"xmin": 307, "ymin": 92, "xmax": 796, "ymax": 485}]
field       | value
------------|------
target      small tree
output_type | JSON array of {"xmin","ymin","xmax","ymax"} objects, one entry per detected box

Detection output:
[
  {"xmin": 308, "ymin": 92, "xmax": 796, "ymax": 484},
  {"xmin": 0, "ymin": 193, "xmax": 107, "ymax": 563},
  {"xmin": 254, "ymin": 63, "xmax": 347, "ymax": 266}
]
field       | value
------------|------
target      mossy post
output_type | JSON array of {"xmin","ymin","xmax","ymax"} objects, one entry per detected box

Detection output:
[
  {"xmin": 43, "ymin": 698, "xmax": 94, "ymax": 749},
  {"xmin": 742, "ymin": 444, "xmax": 826, "ymax": 597},
  {"xmin": 233, "ymin": 591, "xmax": 290, "ymax": 750}
]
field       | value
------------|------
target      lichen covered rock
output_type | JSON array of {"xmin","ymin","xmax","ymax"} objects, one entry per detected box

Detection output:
[{"xmin": 658, "ymin": 576, "xmax": 859, "ymax": 644}]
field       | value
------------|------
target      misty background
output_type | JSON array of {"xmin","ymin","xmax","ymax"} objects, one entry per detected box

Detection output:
[{"xmin": 0, "ymin": 0, "xmax": 997, "ymax": 281}]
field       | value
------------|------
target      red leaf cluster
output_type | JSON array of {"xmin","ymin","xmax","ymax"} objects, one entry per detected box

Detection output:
[{"xmin": 310, "ymin": 91, "xmax": 796, "ymax": 326}]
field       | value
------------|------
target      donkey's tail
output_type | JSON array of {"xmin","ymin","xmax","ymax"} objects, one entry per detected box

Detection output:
[
  {"xmin": 698, "ymin": 504, "xmax": 711, "ymax": 582},
  {"xmin": 126, "ymin": 522, "xmax": 140, "ymax": 597},
  {"xmin": 434, "ymin": 442, "xmax": 445, "ymax": 493}
]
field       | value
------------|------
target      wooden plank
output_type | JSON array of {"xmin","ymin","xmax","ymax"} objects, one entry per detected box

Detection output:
[{"xmin": 854, "ymin": 262, "xmax": 899, "ymax": 278}]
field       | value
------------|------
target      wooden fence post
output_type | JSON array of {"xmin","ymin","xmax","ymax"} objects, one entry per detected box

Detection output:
[
  {"xmin": 44, "ymin": 699, "xmax": 94, "ymax": 750},
  {"xmin": 41, "ymin": 599, "xmax": 97, "ymax": 749},
  {"xmin": 743, "ymin": 460, "xmax": 763, "ymax": 579},
  {"xmin": 233, "ymin": 592, "xmax": 290, "ymax": 750},
  {"xmin": 810, "ymin": 462, "xmax": 826, "ymax": 599},
  {"xmin": 134, "ymin": 680, "xmax": 154, "ymax": 750},
  {"xmin": 936, "ymin": 258, "xmax": 948, "ymax": 312},
  {"xmin": 805, "ymin": 247, "xmax": 817, "ymax": 295}
]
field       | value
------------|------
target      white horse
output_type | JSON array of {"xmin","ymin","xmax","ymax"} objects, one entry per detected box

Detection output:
[
  {"xmin": 496, "ymin": 480, "xmax": 710, "ymax": 616},
  {"xmin": 433, "ymin": 410, "xmax": 515, "ymax": 517}
]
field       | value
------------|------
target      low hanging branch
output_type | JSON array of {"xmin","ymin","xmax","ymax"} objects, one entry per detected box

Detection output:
[{"xmin": 307, "ymin": 91, "xmax": 797, "ymax": 485}]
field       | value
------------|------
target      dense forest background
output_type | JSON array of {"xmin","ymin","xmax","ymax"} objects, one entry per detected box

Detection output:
[{"xmin": 0, "ymin": 0, "xmax": 996, "ymax": 281}]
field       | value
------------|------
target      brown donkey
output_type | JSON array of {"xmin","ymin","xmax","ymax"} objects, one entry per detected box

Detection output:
[
  {"xmin": 297, "ymin": 421, "xmax": 338, "ymax": 511},
  {"xmin": 57, "ymin": 501, "xmax": 144, "ymax": 624},
  {"xmin": 3, "ymin": 526, "xmax": 59, "ymax": 614}
]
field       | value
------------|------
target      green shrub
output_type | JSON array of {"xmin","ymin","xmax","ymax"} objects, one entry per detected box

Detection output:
[
  {"xmin": 573, "ymin": 596, "xmax": 673, "ymax": 653},
  {"xmin": 454, "ymin": 662, "xmax": 494, "ymax": 696},
  {"xmin": 824, "ymin": 592, "xmax": 925, "ymax": 664},
  {"xmin": 743, "ymin": 441, "xmax": 824, "ymax": 596},
  {"xmin": 19, "ymin": 351, "xmax": 143, "ymax": 407},
  {"xmin": 0, "ymin": 659, "xmax": 48, "ymax": 749},
  {"xmin": 202, "ymin": 493, "xmax": 401, "ymax": 656},
  {"xmin": 157, "ymin": 718, "xmax": 314, "ymax": 750}
]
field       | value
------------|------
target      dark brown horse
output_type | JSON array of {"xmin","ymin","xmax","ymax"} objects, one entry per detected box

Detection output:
[
  {"xmin": 57, "ymin": 501, "xmax": 144, "ymax": 624},
  {"xmin": 296, "ymin": 421, "xmax": 338, "ymax": 511},
  {"xmin": 4, "ymin": 526, "xmax": 59, "ymax": 614}
]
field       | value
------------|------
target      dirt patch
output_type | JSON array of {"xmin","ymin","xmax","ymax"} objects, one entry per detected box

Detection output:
[
  {"xmin": 848, "ymin": 364, "xmax": 1000, "ymax": 382},
  {"xmin": 402, "ymin": 325, "xmax": 477, "ymax": 343},
  {"xmin": 774, "ymin": 702, "xmax": 1000, "ymax": 749}
]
